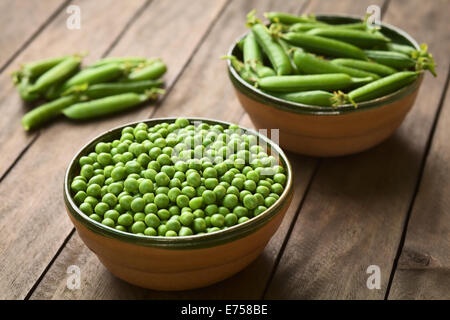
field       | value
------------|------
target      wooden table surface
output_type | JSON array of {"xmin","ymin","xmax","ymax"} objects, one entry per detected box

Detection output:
[{"xmin": 1, "ymin": 0, "xmax": 449, "ymax": 300}]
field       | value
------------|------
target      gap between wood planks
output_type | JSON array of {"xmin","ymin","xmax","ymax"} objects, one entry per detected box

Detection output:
[
  {"xmin": 22, "ymin": 0, "xmax": 232, "ymax": 299},
  {"xmin": 0, "ymin": 0, "xmax": 72, "ymax": 75},
  {"xmin": 384, "ymin": 66, "xmax": 450, "ymax": 299}
]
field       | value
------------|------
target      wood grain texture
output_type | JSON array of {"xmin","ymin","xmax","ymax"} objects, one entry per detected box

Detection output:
[
  {"xmin": 30, "ymin": 0, "xmax": 312, "ymax": 300},
  {"xmin": 0, "ymin": 0, "xmax": 228, "ymax": 300},
  {"xmin": 388, "ymin": 81, "xmax": 450, "ymax": 300},
  {"xmin": 265, "ymin": 0, "xmax": 450, "ymax": 300},
  {"xmin": 0, "ymin": 0, "xmax": 148, "ymax": 300},
  {"xmin": 0, "ymin": 0, "xmax": 147, "ymax": 179},
  {"xmin": 0, "ymin": 0, "xmax": 65, "ymax": 70}
]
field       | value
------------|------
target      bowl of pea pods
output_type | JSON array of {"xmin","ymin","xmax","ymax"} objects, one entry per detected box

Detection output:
[
  {"xmin": 64, "ymin": 117, "xmax": 293, "ymax": 290},
  {"xmin": 225, "ymin": 11, "xmax": 436, "ymax": 157}
]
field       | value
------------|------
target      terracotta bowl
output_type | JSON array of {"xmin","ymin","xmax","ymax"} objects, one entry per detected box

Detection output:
[
  {"xmin": 64, "ymin": 118, "xmax": 293, "ymax": 291},
  {"xmin": 227, "ymin": 15, "xmax": 423, "ymax": 157}
]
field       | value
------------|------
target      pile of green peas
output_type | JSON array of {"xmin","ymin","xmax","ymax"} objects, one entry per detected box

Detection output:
[{"xmin": 70, "ymin": 118, "xmax": 287, "ymax": 237}]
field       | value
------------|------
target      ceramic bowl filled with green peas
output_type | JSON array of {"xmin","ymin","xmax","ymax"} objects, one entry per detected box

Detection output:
[
  {"xmin": 64, "ymin": 117, "xmax": 293, "ymax": 291},
  {"xmin": 226, "ymin": 12, "xmax": 436, "ymax": 157}
]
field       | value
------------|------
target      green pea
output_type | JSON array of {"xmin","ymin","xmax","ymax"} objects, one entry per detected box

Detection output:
[
  {"xmin": 179, "ymin": 226, "xmax": 193, "ymax": 236},
  {"xmin": 225, "ymin": 213, "xmax": 238, "ymax": 227},
  {"xmin": 158, "ymin": 224, "xmax": 168, "ymax": 236},
  {"xmin": 223, "ymin": 194, "xmax": 238, "ymax": 209},
  {"xmin": 210, "ymin": 214, "xmax": 225, "ymax": 228},
  {"xmin": 131, "ymin": 221, "xmax": 146, "ymax": 234},
  {"xmin": 144, "ymin": 227, "xmax": 157, "ymax": 236},
  {"xmin": 79, "ymin": 202, "xmax": 93, "ymax": 215},
  {"xmin": 144, "ymin": 213, "xmax": 160, "ymax": 228},
  {"xmin": 189, "ymin": 197, "xmax": 203, "ymax": 210},
  {"xmin": 71, "ymin": 179, "xmax": 87, "ymax": 193},
  {"xmin": 131, "ymin": 197, "xmax": 145, "ymax": 212},
  {"xmin": 102, "ymin": 218, "xmax": 115, "ymax": 228},
  {"xmin": 186, "ymin": 172, "xmax": 201, "ymax": 187},
  {"xmin": 155, "ymin": 172, "xmax": 170, "ymax": 186},
  {"xmin": 102, "ymin": 193, "xmax": 117, "ymax": 208},
  {"xmin": 73, "ymin": 191, "xmax": 87, "ymax": 205},
  {"xmin": 166, "ymin": 219, "xmax": 181, "ymax": 233},
  {"xmin": 179, "ymin": 212, "xmax": 194, "ymax": 226},
  {"xmin": 118, "ymin": 213, "xmax": 133, "ymax": 227},
  {"xmin": 238, "ymin": 217, "xmax": 249, "ymax": 224},
  {"xmin": 104, "ymin": 209, "xmax": 119, "ymax": 222},
  {"xmin": 254, "ymin": 205, "xmax": 267, "ymax": 216},
  {"xmin": 193, "ymin": 218, "xmax": 207, "ymax": 233},
  {"xmin": 145, "ymin": 203, "xmax": 158, "ymax": 214}
]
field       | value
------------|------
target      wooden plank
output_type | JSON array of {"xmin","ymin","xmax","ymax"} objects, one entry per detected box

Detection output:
[
  {"xmin": 0, "ymin": 0, "xmax": 148, "ymax": 179},
  {"xmin": 265, "ymin": 0, "xmax": 450, "ymax": 300},
  {"xmin": 0, "ymin": 0, "xmax": 66, "ymax": 71},
  {"xmin": 30, "ymin": 0, "xmax": 308, "ymax": 299},
  {"xmin": 388, "ymin": 80, "xmax": 450, "ymax": 300},
  {"xmin": 30, "ymin": 0, "xmax": 381, "ymax": 300},
  {"xmin": 0, "ymin": 0, "xmax": 228, "ymax": 300},
  {"xmin": 0, "ymin": 0, "xmax": 150, "ymax": 300}
]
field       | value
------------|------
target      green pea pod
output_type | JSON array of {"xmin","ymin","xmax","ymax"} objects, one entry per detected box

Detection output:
[
  {"xmin": 386, "ymin": 43, "xmax": 416, "ymax": 56},
  {"xmin": 290, "ymin": 22, "xmax": 368, "ymax": 33},
  {"xmin": 62, "ymin": 92, "xmax": 159, "ymax": 120},
  {"xmin": 76, "ymin": 80, "xmax": 164, "ymax": 99},
  {"xmin": 88, "ymin": 56, "xmax": 148, "ymax": 68},
  {"xmin": 21, "ymin": 95, "xmax": 78, "ymax": 130},
  {"xmin": 28, "ymin": 56, "xmax": 81, "ymax": 94},
  {"xmin": 243, "ymin": 32, "xmax": 263, "ymax": 64},
  {"xmin": 17, "ymin": 77, "xmax": 40, "ymax": 102},
  {"xmin": 241, "ymin": 32, "xmax": 275, "ymax": 78},
  {"xmin": 283, "ymin": 32, "xmax": 368, "ymax": 60},
  {"xmin": 306, "ymin": 28, "xmax": 391, "ymax": 48},
  {"xmin": 347, "ymin": 71, "xmax": 419, "ymax": 103},
  {"xmin": 331, "ymin": 58, "xmax": 397, "ymax": 76},
  {"xmin": 271, "ymin": 90, "xmax": 334, "ymax": 107},
  {"xmin": 61, "ymin": 63, "xmax": 125, "ymax": 92},
  {"xmin": 251, "ymin": 24, "xmax": 292, "ymax": 75},
  {"xmin": 126, "ymin": 60, "xmax": 167, "ymax": 81},
  {"xmin": 257, "ymin": 73, "xmax": 372, "ymax": 92},
  {"xmin": 293, "ymin": 50, "xmax": 379, "ymax": 80},
  {"xmin": 364, "ymin": 50, "xmax": 415, "ymax": 69},
  {"xmin": 19, "ymin": 55, "xmax": 70, "ymax": 80},
  {"xmin": 264, "ymin": 12, "xmax": 323, "ymax": 25}
]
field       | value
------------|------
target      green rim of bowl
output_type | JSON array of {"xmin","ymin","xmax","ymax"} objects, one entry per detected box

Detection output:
[
  {"xmin": 64, "ymin": 117, "xmax": 293, "ymax": 250},
  {"xmin": 227, "ymin": 14, "xmax": 423, "ymax": 115}
]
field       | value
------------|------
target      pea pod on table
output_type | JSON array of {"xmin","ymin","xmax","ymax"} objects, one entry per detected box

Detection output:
[
  {"xmin": 18, "ymin": 55, "xmax": 70, "ymax": 80},
  {"xmin": 88, "ymin": 56, "xmax": 148, "ymax": 68},
  {"xmin": 62, "ymin": 91, "xmax": 160, "ymax": 120},
  {"xmin": 78, "ymin": 79, "xmax": 164, "ymax": 99},
  {"xmin": 22, "ymin": 95, "xmax": 79, "ymax": 130},
  {"xmin": 28, "ymin": 56, "xmax": 81, "ymax": 94},
  {"xmin": 125, "ymin": 60, "xmax": 167, "ymax": 81}
]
